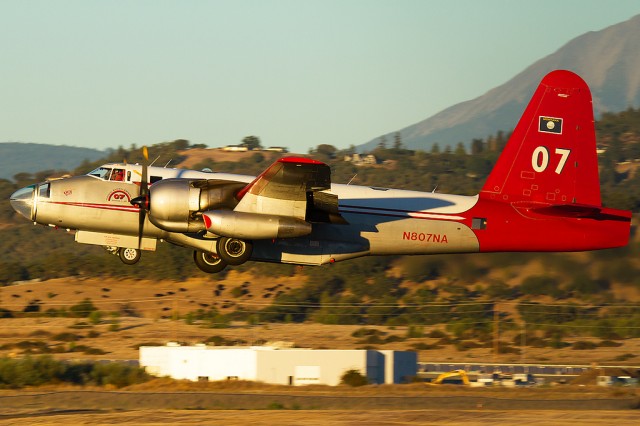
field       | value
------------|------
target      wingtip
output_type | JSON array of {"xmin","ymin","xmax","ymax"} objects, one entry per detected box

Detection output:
[{"xmin": 278, "ymin": 156, "xmax": 326, "ymax": 165}]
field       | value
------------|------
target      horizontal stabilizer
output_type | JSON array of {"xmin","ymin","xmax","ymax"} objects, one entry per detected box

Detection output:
[{"xmin": 518, "ymin": 203, "xmax": 632, "ymax": 222}]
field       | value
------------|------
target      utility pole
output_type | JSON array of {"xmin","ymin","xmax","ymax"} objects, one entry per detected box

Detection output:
[
  {"xmin": 493, "ymin": 303, "xmax": 499, "ymax": 362},
  {"xmin": 521, "ymin": 321, "xmax": 526, "ymax": 364}
]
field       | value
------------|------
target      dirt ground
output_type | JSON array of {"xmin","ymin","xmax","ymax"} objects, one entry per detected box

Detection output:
[
  {"xmin": 1, "ymin": 408, "xmax": 640, "ymax": 425},
  {"xmin": 0, "ymin": 385, "xmax": 639, "ymax": 425}
]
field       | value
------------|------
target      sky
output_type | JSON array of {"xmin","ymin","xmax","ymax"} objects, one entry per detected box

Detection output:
[{"xmin": 1, "ymin": 0, "xmax": 639, "ymax": 154}]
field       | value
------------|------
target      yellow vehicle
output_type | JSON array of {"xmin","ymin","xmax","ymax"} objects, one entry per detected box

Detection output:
[{"xmin": 431, "ymin": 369, "xmax": 470, "ymax": 385}]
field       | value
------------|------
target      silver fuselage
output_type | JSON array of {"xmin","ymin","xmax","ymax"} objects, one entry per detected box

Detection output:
[{"xmin": 11, "ymin": 163, "xmax": 481, "ymax": 265}]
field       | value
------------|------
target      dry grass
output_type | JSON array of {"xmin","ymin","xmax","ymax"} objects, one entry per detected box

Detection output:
[{"xmin": 2, "ymin": 276, "xmax": 640, "ymax": 365}]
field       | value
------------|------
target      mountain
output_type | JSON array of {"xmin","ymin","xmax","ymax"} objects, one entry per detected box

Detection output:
[
  {"xmin": 359, "ymin": 14, "xmax": 640, "ymax": 152},
  {"xmin": 0, "ymin": 142, "xmax": 105, "ymax": 180}
]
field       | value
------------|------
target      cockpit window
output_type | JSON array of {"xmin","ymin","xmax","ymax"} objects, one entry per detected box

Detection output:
[
  {"xmin": 88, "ymin": 167, "xmax": 112, "ymax": 180},
  {"xmin": 110, "ymin": 168, "xmax": 125, "ymax": 181},
  {"xmin": 38, "ymin": 183, "xmax": 50, "ymax": 198}
]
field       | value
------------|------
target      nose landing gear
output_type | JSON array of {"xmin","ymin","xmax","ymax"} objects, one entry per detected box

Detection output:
[{"xmin": 105, "ymin": 246, "xmax": 142, "ymax": 265}]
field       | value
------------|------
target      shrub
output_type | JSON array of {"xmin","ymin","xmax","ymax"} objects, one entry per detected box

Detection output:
[
  {"xmin": 90, "ymin": 362, "xmax": 150, "ymax": 388},
  {"xmin": 81, "ymin": 347, "xmax": 108, "ymax": 355},
  {"xmin": 384, "ymin": 335, "xmax": 405, "ymax": 343},
  {"xmin": 52, "ymin": 332, "xmax": 80, "ymax": 342},
  {"xmin": 88, "ymin": 310, "xmax": 103, "ymax": 325},
  {"xmin": 340, "ymin": 369, "xmax": 368, "ymax": 387},
  {"xmin": 520, "ymin": 276, "xmax": 565, "ymax": 298},
  {"xmin": 427, "ymin": 329, "xmax": 448, "ymax": 339},
  {"xmin": 572, "ymin": 341, "xmax": 598, "ymax": 350},
  {"xmin": 406, "ymin": 325, "xmax": 425, "ymax": 338},
  {"xmin": 454, "ymin": 340, "xmax": 482, "ymax": 351},
  {"xmin": 351, "ymin": 328, "xmax": 385, "ymax": 338},
  {"xmin": 69, "ymin": 298, "xmax": 97, "ymax": 318},
  {"xmin": 0, "ymin": 355, "xmax": 63, "ymax": 388}
]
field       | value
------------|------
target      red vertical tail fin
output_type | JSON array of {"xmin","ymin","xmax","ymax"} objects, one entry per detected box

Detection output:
[{"xmin": 481, "ymin": 70, "xmax": 601, "ymax": 207}]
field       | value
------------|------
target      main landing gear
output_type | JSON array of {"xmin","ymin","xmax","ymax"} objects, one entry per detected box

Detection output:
[
  {"xmin": 193, "ymin": 250, "xmax": 227, "ymax": 273},
  {"xmin": 193, "ymin": 237, "xmax": 253, "ymax": 273},
  {"xmin": 217, "ymin": 237, "xmax": 253, "ymax": 265},
  {"xmin": 105, "ymin": 246, "xmax": 142, "ymax": 265}
]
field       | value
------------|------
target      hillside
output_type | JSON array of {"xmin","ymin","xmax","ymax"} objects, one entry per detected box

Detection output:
[
  {"xmin": 359, "ymin": 14, "xmax": 640, "ymax": 152},
  {"xmin": 2, "ymin": 274, "xmax": 640, "ymax": 366},
  {"xmin": 0, "ymin": 142, "xmax": 105, "ymax": 180}
]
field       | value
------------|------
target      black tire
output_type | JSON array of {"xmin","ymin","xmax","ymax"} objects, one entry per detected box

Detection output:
[
  {"xmin": 193, "ymin": 250, "xmax": 228, "ymax": 273},
  {"xmin": 119, "ymin": 248, "xmax": 141, "ymax": 265},
  {"xmin": 217, "ymin": 237, "xmax": 253, "ymax": 265}
]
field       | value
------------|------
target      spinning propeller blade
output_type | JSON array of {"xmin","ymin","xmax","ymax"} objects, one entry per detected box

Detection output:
[{"xmin": 130, "ymin": 146, "xmax": 150, "ymax": 249}]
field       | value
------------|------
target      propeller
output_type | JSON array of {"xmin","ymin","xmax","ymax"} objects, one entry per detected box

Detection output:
[{"xmin": 130, "ymin": 146, "xmax": 149, "ymax": 249}]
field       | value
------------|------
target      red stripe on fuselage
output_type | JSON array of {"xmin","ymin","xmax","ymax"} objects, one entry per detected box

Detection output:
[{"xmin": 43, "ymin": 200, "xmax": 140, "ymax": 213}]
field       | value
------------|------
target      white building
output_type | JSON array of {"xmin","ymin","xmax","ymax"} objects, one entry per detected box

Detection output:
[{"xmin": 140, "ymin": 344, "xmax": 417, "ymax": 386}]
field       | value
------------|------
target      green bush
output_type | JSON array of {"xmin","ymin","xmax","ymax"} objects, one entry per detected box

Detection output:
[
  {"xmin": 340, "ymin": 369, "xmax": 368, "ymax": 387},
  {"xmin": 406, "ymin": 325, "xmax": 425, "ymax": 338},
  {"xmin": 0, "ymin": 355, "xmax": 63, "ymax": 388},
  {"xmin": 351, "ymin": 328, "xmax": 385, "ymax": 338},
  {"xmin": 69, "ymin": 298, "xmax": 97, "ymax": 318},
  {"xmin": 90, "ymin": 362, "xmax": 149, "ymax": 388},
  {"xmin": 572, "ymin": 341, "xmax": 598, "ymax": 350}
]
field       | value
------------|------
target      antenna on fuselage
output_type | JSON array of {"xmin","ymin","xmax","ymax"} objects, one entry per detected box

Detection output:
[
  {"xmin": 432, "ymin": 185, "xmax": 438, "ymax": 193},
  {"xmin": 347, "ymin": 174, "xmax": 357, "ymax": 185},
  {"xmin": 149, "ymin": 155, "xmax": 161, "ymax": 166},
  {"xmin": 164, "ymin": 159, "xmax": 172, "ymax": 168}
]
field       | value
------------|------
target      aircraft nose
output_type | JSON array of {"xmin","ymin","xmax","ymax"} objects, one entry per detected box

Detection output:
[{"xmin": 9, "ymin": 184, "xmax": 36, "ymax": 221}]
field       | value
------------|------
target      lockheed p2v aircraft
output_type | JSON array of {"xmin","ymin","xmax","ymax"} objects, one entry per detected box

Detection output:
[{"xmin": 9, "ymin": 70, "xmax": 632, "ymax": 274}]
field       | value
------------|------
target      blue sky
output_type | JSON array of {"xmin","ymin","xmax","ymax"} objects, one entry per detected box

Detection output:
[{"xmin": 1, "ymin": 0, "xmax": 639, "ymax": 153}]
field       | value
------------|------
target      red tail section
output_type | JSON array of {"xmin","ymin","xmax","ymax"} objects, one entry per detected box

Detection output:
[
  {"xmin": 481, "ymin": 70, "xmax": 601, "ymax": 207},
  {"xmin": 473, "ymin": 70, "xmax": 631, "ymax": 253}
]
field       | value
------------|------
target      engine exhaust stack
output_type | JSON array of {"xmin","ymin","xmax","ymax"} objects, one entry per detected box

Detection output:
[{"xmin": 203, "ymin": 210, "xmax": 312, "ymax": 239}]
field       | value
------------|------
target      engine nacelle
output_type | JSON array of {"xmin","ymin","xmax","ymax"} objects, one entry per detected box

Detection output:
[
  {"xmin": 148, "ymin": 179, "xmax": 245, "ymax": 233},
  {"xmin": 203, "ymin": 210, "xmax": 312, "ymax": 239}
]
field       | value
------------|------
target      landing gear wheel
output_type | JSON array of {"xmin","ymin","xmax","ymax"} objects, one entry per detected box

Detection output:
[
  {"xmin": 217, "ymin": 237, "xmax": 253, "ymax": 265},
  {"xmin": 193, "ymin": 250, "xmax": 228, "ymax": 274},
  {"xmin": 119, "ymin": 248, "xmax": 141, "ymax": 265}
]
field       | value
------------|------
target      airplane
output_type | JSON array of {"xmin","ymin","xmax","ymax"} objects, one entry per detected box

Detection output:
[{"xmin": 9, "ymin": 70, "xmax": 632, "ymax": 274}]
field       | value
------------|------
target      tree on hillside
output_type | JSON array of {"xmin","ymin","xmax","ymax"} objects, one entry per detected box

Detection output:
[
  {"xmin": 393, "ymin": 132, "xmax": 403, "ymax": 150},
  {"xmin": 241, "ymin": 136, "xmax": 262, "ymax": 150},
  {"xmin": 378, "ymin": 136, "xmax": 387, "ymax": 150},
  {"xmin": 313, "ymin": 144, "xmax": 338, "ymax": 160},
  {"xmin": 470, "ymin": 138, "xmax": 484, "ymax": 155}
]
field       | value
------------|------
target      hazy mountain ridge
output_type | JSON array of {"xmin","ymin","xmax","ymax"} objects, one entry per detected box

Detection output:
[
  {"xmin": 360, "ymin": 14, "xmax": 640, "ymax": 152},
  {"xmin": 0, "ymin": 142, "xmax": 105, "ymax": 180}
]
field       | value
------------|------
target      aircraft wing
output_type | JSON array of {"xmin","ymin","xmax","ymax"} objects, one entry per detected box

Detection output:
[{"xmin": 233, "ymin": 157, "xmax": 333, "ymax": 220}]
